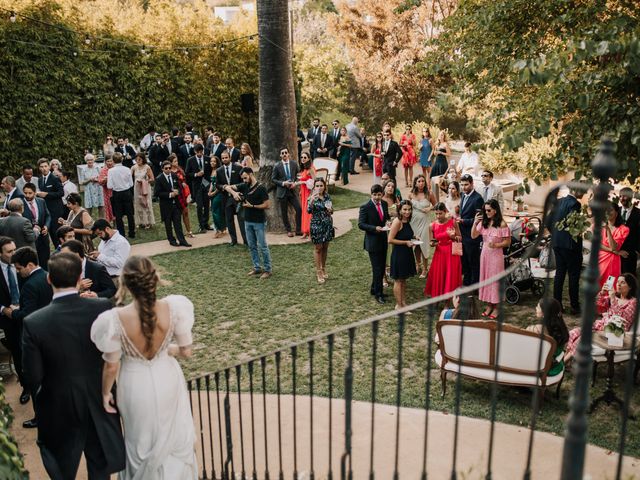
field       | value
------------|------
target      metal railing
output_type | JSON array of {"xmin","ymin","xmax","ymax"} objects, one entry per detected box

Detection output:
[{"xmin": 187, "ymin": 139, "xmax": 639, "ymax": 480}]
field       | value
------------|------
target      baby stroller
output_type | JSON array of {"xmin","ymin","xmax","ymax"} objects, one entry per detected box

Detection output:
[{"xmin": 503, "ymin": 217, "xmax": 546, "ymax": 304}]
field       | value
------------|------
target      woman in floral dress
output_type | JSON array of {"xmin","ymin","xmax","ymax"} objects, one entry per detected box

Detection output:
[
  {"xmin": 80, "ymin": 153, "xmax": 104, "ymax": 218},
  {"xmin": 308, "ymin": 178, "xmax": 334, "ymax": 284},
  {"xmin": 131, "ymin": 153, "xmax": 155, "ymax": 229}
]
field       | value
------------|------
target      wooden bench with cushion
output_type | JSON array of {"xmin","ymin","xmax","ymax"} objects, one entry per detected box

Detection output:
[
  {"xmin": 435, "ymin": 320, "xmax": 564, "ymax": 407},
  {"xmin": 313, "ymin": 157, "xmax": 338, "ymax": 191}
]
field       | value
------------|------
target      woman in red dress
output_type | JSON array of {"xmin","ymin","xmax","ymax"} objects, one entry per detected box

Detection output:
[
  {"xmin": 424, "ymin": 202, "xmax": 462, "ymax": 298},
  {"xmin": 170, "ymin": 154, "xmax": 194, "ymax": 238},
  {"xmin": 298, "ymin": 152, "xmax": 315, "ymax": 239},
  {"xmin": 598, "ymin": 203, "xmax": 629, "ymax": 287},
  {"xmin": 400, "ymin": 125, "xmax": 417, "ymax": 188},
  {"xmin": 97, "ymin": 156, "xmax": 115, "ymax": 222},
  {"xmin": 370, "ymin": 132, "xmax": 384, "ymax": 184}
]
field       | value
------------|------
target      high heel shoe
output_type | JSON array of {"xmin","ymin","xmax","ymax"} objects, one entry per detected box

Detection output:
[
  {"xmin": 187, "ymin": 231, "xmax": 195, "ymax": 238},
  {"xmin": 317, "ymin": 270, "xmax": 325, "ymax": 284}
]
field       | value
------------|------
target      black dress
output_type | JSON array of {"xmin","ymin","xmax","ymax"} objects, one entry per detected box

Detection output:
[
  {"xmin": 390, "ymin": 222, "xmax": 417, "ymax": 280},
  {"xmin": 431, "ymin": 147, "xmax": 448, "ymax": 177}
]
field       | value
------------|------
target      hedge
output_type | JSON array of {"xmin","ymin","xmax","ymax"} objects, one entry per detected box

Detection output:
[
  {"xmin": 0, "ymin": 1, "xmax": 259, "ymax": 174},
  {"xmin": 0, "ymin": 381, "xmax": 27, "ymax": 479}
]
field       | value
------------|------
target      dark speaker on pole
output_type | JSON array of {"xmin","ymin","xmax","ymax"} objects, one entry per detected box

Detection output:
[{"xmin": 240, "ymin": 93, "xmax": 256, "ymax": 113}]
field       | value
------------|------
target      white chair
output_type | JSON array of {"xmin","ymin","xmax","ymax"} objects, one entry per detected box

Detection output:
[{"xmin": 313, "ymin": 157, "xmax": 338, "ymax": 191}]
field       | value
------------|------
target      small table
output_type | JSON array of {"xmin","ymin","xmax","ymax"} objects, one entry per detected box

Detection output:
[{"xmin": 589, "ymin": 332, "xmax": 635, "ymax": 417}]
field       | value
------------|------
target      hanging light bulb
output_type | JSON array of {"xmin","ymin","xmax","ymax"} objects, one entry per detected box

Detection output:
[
  {"xmin": 183, "ymin": 48, "xmax": 189, "ymax": 56},
  {"xmin": 84, "ymin": 35, "xmax": 91, "ymax": 45},
  {"xmin": 141, "ymin": 45, "xmax": 146, "ymax": 55},
  {"xmin": 73, "ymin": 51, "xmax": 78, "ymax": 57},
  {"xmin": 220, "ymin": 44, "xmax": 225, "ymax": 52},
  {"xmin": 9, "ymin": 11, "xmax": 16, "ymax": 23}
]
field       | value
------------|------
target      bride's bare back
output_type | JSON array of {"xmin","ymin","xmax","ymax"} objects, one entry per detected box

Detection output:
[{"xmin": 117, "ymin": 299, "xmax": 172, "ymax": 360}]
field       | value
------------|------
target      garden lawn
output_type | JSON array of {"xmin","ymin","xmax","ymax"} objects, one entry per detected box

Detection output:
[{"xmin": 153, "ymin": 220, "xmax": 640, "ymax": 457}]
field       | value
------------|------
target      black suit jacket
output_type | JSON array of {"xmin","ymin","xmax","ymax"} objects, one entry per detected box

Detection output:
[
  {"xmin": 185, "ymin": 155, "xmax": 213, "ymax": 192},
  {"xmin": 12, "ymin": 268, "xmax": 52, "ymax": 324},
  {"xmin": 38, "ymin": 174, "xmax": 65, "ymax": 220},
  {"xmin": 459, "ymin": 190, "xmax": 485, "ymax": 244},
  {"xmin": 313, "ymin": 133, "xmax": 334, "ymax": 157},
  {"xmin": 358, "ymin": 200, "xmax": 390, "ymax": 253},
  {"xmin": 307, "ymin": 125, "xmax": 320, "ymax": 144},
  {"xmin": 551, "ymin": 195, "xmax": 583, "ymax": 250},
  {"xmin": 382, "ymin": 140, "xmax": 402, "ymax": 171},
  {"xmin": 227, "ymin": 148, "xmax": 241, "ymax": 164},
  {"xmin": 3, "ymin": 189, "xmax": 24, "ymax": 209},
  {"xmin": 115, "ymin": 145, "xmax": 136, "ymax": 168},
  {"xmin": 22, "ymin": 294, "xmax": 125, "ymax": 473},
  {"xmin": 621, "ymin": 206, "xmax": 640, "ymax": 254},
  {"xmin": 272, "ymin": 161, "xmax": 300, "ymax": 199},
  {"xmin": 148, "ymin": 143, "xmax": 163, "ymax": 172},
  {"xmin": 209, "ymin": 143, "xmax": 226, "ymax": 161},
  {"xmin": 22, "ymin": 197, "xmax": 51, "ymax": 229},
  {"xmin": 216, "ymin": 164, "xmax": 244, "ymax": 207},
  {"xmin": 178, "ymin": 144, "xmax": 194, "ymax": 168},
  {"xmin": 84, "ymin": 259, "xmax": 116, "ymax": 298},
  {"xmin": 154, "ymin": 172, "xmax": 183, "ymax": 221}
]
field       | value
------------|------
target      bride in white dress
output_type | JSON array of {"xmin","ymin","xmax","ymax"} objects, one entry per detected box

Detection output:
[{"xmin": 91, "ymin": 255, "xmax": 198, "ymax": 479}]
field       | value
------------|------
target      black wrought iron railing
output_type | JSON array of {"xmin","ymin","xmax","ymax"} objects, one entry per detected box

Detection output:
[{"xmin": 187, "ymin": 139, "xmax": 640, "ymax": 480}]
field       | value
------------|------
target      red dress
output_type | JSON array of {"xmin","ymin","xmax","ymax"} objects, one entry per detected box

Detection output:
[
  {"xmin": 97, "ymin": 166, "xmax": 114, "ymax": 221},
  {"xmin": 173, "ymin": 167, "xmax": 190, "ymax": 211},
  {"xmin": 299, "ymin": 168, "xmax": 314, "ymax": 235},
  {"xmin": 424, "ymin": 218, "xmax": 462, "ymax": 297},
  {"xmin": 598, "ymin": 225, "xmax": 629, "ymax": 287},
  {"xmin": 400, "ymin": 133, "xmax": 417, "ymax": 167}
]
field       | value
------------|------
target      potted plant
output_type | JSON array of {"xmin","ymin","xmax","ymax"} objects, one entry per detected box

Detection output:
[{"xmin": 604, "ymin": 315, "xmax": 626, "ymax": 347}]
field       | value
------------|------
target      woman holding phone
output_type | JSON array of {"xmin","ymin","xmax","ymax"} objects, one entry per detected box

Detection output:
[
  {"xmin": 308, "ymin": 178, "xmax": 334, "ymax": 284},
  {"xmin": 388, "ymin": 200, "xmax": 417, "ymax": 311}
]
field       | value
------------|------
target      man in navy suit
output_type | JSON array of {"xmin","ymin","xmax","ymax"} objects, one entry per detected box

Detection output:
[
  {"xmin": 185, "ymin": 144, "xmax": 212, "ymax": 233},
  {"xmin": 358, "ymin": 184, "xmax": 390, "ymax": 304},
  {"xmin": 36, "ymin": 158, "xmax": 65, "ymax": 246},
  {"xmin": 458, "ymin": 174, "xmax": 485, "ymax": 286},
  {"xmin": 154, "ymin": 161, "xmax": 191, "ymax": 248},
  {"xmin": 60, "ymin": 240, "xmax": 116, "ymax": 299},
  {"xmin": 225, "ymin": 137, "xmax": 241, "ymax": 164},
  {"xmin": 21, "ymin": 182, "xmax": 51, "ymax": 268},
  {"xmin": 619, "ymin": 187, "xmax": 640, "ymax": 276},
  {"xmin": 313, "ymin": 124, "xmax": 334, "ymax": 158},
  {"xmin": 551, "ymin": 189, "xmax": 584, "ymax": 314},
  {"xmin": 1, "ymin": 176, "xmax": 24, "ymax": 211},
  {"xmin": 209, "ymin": 132, "xmax": 226, "ymax": 161},
  {"xmin": 217, "ymin": 151, "xmax": 247, "ymax": 245}
]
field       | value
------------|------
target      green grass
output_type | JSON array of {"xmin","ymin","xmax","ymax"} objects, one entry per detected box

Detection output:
[{"xmin": 152, "ymin": 221, "xmax": 640, "ymax": 457}]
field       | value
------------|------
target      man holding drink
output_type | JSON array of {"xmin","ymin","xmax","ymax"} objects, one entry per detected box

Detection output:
[{"xmin": 154, "ymin": 160, "xmax": 192, "ymax": 247}]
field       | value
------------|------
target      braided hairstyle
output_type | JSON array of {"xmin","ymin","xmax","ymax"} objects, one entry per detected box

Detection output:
[{"xmin": 116, "ymin": 255, "xmax": 160, "ymax": 353}]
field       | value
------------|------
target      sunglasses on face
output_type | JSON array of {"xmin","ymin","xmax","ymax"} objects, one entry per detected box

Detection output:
[
  {"xmin": 484, "ymin": 209, "xmax": 493, "ymax": 213},
  {"xmin": 481, "ymin": 174, "xmax": 490, "ymax": 177},
  {"xmin": 163, "ymin": 166, "xmax": 171, "ymax": 170}
]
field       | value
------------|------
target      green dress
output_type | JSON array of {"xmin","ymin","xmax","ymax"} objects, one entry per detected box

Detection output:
[
  {"xmin": 210, "ymin": 174, "xmax": 225, "ymax": 231},
  {"xmin": 338, "ymin": 139, "xmax": 352, "ymax": 185}
]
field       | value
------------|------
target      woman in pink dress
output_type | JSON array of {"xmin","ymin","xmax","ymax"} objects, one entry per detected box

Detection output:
[
  {"xmin": 471, "ymin": 199, "xmax": 511, "ymax": 318},
  {"xmin": 565, "ymin": 273, "xmax": 637, "ymax": 360},
  {"xmin": 400, "ymin": 125, "xmax": 417, "ymax": 188},
  {"xmin": 97, "ymin": 156, "xmax": 115, "ymax": 222},
  {"xmin": 298, "ymin": 152, "xmax": 315, "ymax": 239},
  {"xmin": 598, "ymin": 203, "xmax": 629, "ymax": 287},
  {"xmin": 424, "ymin": 202, "xmax": 462, "ymax": 298}
]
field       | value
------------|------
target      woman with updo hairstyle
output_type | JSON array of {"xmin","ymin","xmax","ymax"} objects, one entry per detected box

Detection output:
[{"xmin": 91, "ymin": 255, "xmax": 198, "ymax": 478}]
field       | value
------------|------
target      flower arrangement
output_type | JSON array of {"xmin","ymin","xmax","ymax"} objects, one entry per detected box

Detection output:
[{"xmin": 604, "ymin": 315, "xmax": 625, "ymax": 337}]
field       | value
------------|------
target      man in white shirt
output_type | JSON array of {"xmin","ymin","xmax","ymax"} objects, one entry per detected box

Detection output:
[
  {"xmin": 89, "ymin": 219, "xmax": 131, "ymax": 277},
  {"xmin": 107, "ymin": 153, "xmax": 135, "ymax": 239},
  {"xmin": 457, "ymin": 142, "xmax": 480, "ymax": 177},
  {"xmin": 477, "ymin": 170, "xmax": 505, "ymax": 212},
  {"xmin": 139, "ymin": 126, "xmax": 156, "ymax": 151},
  {"xmin": 60, "ymin": 171, "xmax": 79, "ymax": 206}
]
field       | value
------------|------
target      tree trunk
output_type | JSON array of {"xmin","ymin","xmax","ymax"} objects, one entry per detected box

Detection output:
[{"xmin": 256, "ymin": 0, "xmax": 298, "ymax": 232}]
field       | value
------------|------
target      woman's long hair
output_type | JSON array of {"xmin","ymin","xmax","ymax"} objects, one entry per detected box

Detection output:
[
  {"xmin": 539, "ymin": 297, "xmax": 569, "ymax": 348},
  {"xmin": 481, "ymin": 199, "xmax": 504, "ymax": 229},
  {"xmin": 396, "ymin": 199, "xmax": 413, "ymax": 221},
  {"xmin": 618, "ymin": 273, "xmax": 638, "ymax": 299},
  {"xmin": 411, "ymin": 174, "xmax": 430, "ymax": 196},
  {"xmin": 116, "ymin": 255, "xmax": 160, "ymax": 353},
  {"xmin": 609, "ymin": 202, "xmax": 623, "ymax": 228}
]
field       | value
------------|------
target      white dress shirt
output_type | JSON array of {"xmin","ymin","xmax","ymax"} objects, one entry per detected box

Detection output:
[
  {"xmin": 107, "ymin": 165, "xmax": 134, "ymax": 192},
  {"xmin": 52, "ymin": 289, "xmax": 77, "ymax": 301},
  {"xmin": 96, "ymin": 231, "xmax": 131, "ymax": 276},
  {"xmin": 458, "ymin": 151, "xmax": 480, "ymax": 176},
  {"xmin": 62, "ymin": 180, "xmax": 79, "ymax": 205}
]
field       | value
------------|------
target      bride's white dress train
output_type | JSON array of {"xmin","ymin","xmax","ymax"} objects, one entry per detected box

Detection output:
[{"xmin": 91, "ymin": 294, "xmax": 198, "ymax": 480}]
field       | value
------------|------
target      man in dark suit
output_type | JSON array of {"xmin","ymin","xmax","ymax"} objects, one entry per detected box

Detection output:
[
  {"xmin": 314, "ymin": 124, "xmax": 334, "ymax": 159},
  {"xmin": 551, "ymin": 189, "xmax": 584, "ymax": 314},
  {"xmin": 458, "ymin": 174, "xmax": 485, "ymax": 286},
  {"xmin": 11, "ymin": 246, "xmax": 53, "ymax": 427},
  {"xmin": 21, "ymin": 182, "xmax": 51, "ymax": 267},
  {"xmin": 330, "ymin": 120, "xmax": 341, "ymax": 159},
  {"xmin": 114, "ymin": 137, "xmax": 136, "ymax": 168},
  {"xmin": 619, "ymin": 187, "xmax": 640, "ymax": 276},
  {"xmin": 0, "ymin": 199, "xmax": 36, "ymax": 249},
  {"xmin": 0, "ymin": 238, "xmax": 29, "ymax": 405},
  {"xmin": 271, "ymin": 147, "xmax": 302, "ymax": 237},
  {"xmin": 147, "ymin": 133, "xmax": 165, "ymax": 177},
  {"xmin": 60, "ymin": 240, "xmax": 116, "ymax": 299},
  {"xmin": 358, "ymin": 184, "xmax": 390, "ymax": 304},
  {"xmin": 185, "ymin": 144, "xmax": 212, "ymax": 233},
  {"xmin": 171, "ymin": 127, "xmax": 183, "ymax": 154},
  {"xmin": 1, "ymin": 176, "xmax": 24, "ymax": 211},
  {"xmin": 209, "ymin": 132, "xmax": 226, "ymax": 160},
  {"xmin": 178, "ymin": 133, "xmax": 195, "ymax": 170},
  {"xmin": 36, "ymin": 158, "xmax": 65, "ymax": 245},
  {"xmin": 225, "ymin": 137, "xmax": 241, "ymax": 164},
  {"xmin": 307, "ymin": 118, "xmax": 320, "ymax": 159},
  {"xmin": 154, "ymin": 161, "xmax": 192, "ymax": 248},
  {"xmin": 217, "ymin": 151, "xmax": 246, "ymax": 245},
  {"xmin": 21, "ymin": 252, "xmax": 125, "ymax": 479},
  {"xmin": 381, "ymin": 130, "xmax": 402, "ymax": 182}
]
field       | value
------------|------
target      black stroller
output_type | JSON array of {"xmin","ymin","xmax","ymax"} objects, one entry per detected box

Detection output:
[{"xmin": 503, "ymin": 217, "xmax": 546, "ymax": 304}]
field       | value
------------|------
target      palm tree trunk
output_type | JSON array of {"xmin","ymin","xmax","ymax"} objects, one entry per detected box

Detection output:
[{"xmin": 256, "ymin": 0, "xmax": 298, "ymax": 231}]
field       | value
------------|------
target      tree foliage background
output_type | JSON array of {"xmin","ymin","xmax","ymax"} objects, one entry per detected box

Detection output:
[{"xmin": 0, "ymin": 0, "xmax": 258, "ymax": 174}]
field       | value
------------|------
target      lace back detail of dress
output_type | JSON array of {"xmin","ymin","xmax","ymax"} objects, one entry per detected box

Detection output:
[{"xmin": 117, "ymin": 303, "xmax": 176, "ymax": 362}]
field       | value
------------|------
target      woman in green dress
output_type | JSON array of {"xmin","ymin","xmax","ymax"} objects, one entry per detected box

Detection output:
[
  {"xmin": 208, "ymin": 156, "xmax": 225, "ymax": 237},
  {"xmin": 336, "ymin": 126, "xmax": 352, "ymax": 185},
  {"xmin": 526, "ymin": 297, "xmax": 569, "ymax": 376}
]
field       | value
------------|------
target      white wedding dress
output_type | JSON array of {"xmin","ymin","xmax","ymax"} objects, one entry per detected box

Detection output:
[{"xmin": 91, "ymin": 295, "xmax": 198, "ymax": 480}]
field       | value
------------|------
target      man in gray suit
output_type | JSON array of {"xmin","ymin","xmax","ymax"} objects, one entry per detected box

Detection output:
[
  {"xmin": 346, "ymin": 116, "xmax": 362, "ymax": 175},
  {"xmin": 477, "ymin": 170, "xmax": 505, "ymax": 212},
  {"xmin": 0, "ymin": 199, "xmax": 35, "ymax": 249},
  {"xmin": 271, "ymin": 147, "xmax": 302, "ymax": 237}
]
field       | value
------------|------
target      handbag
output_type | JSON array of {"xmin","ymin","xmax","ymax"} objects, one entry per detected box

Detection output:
[
  {"xmin": 538, "ymin": 243, "xmax": 555, "ymax": 270},
  {"xmin": 451, "ymin": 241, "xmax": 463, "ymax": 256}
]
